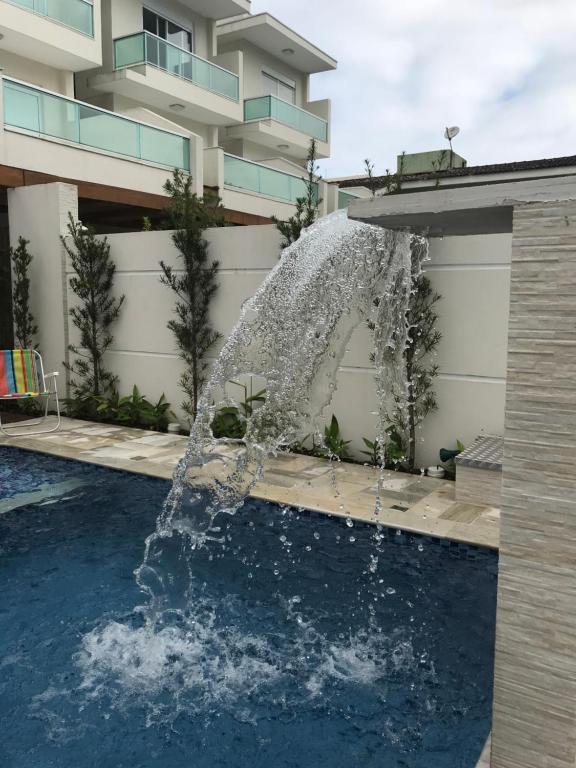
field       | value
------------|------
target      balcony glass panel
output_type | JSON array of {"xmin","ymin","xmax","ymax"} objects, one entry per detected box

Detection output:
[
  {"xmin": 114, "ymin": 32, "xmax": 240, "ymax": 102},
  {"xmin": 338, "ymin": 190, "xmax": 360, "ymax": 209},
  {"xmin": 78, "ymin": 105, "xmax": 139, "ymax": 157},
  {"xmin": 5, "ymin": 0, "xmax": 94, "ymax": 36},
  {"xmin": 140, "ymin": 125, "xmax": 189, "ymax": 170},
  {"xmin": 224, "ymin": 155, "xmax": 318, "ymax": 205},
  {"xmin": 114, "ymin": 33, "xmax": 146, "ymax": 69},
  {"xmin": 244, "ymin": 96, "xmax": 328, "ymax": 143},
  {"xmin": 3, "ymin": 79, "xmax": 190, "ymax": 171}
]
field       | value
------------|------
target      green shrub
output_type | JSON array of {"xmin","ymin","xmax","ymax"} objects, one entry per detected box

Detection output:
[
  {"xmin": 361, "ymin": 426, "xmax": 406, "ymax": 468},
  {"xmin": 211, "ymin": 381, "xmax": 266, "ymax": 439},
  {"xmin": 291, "ymin": 415, "xmax": 351, "ymax": 460},
  {"xmin": 66, "ymin": 386, "xmax": 173, "ymax": 432}
]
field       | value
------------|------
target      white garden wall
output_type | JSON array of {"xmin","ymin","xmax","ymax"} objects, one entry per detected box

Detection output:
[{"xmin": 8, "ymin": 182, "xmax": 511, "ymax": 468}]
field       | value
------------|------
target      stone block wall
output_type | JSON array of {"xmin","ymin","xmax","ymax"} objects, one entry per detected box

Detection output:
[{"xmin": 491, "ymin": 200, "xmax": 576, "ymax": 767}]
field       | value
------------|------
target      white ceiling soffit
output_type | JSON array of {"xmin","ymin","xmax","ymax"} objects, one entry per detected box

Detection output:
[
  {"xmin": 217, "ymin": 13, "xmax": 337, "ymax": 73},
  {"xmin": 183, "ymin": 0, "xmax": 251, "ymax": 21}
]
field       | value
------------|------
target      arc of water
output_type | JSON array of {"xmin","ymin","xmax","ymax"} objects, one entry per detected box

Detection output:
[{"xmin": 135, "ymin": 210, "xmax": 427, "ymax": 614}]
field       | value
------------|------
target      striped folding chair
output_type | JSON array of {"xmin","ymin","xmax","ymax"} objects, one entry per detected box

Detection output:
[{"xmin": 0, "ymin": 349, "xmax": 61, "ymax": 436}]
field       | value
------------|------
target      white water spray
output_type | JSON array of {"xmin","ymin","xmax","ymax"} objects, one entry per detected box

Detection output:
[
  {"xmin": 74, "ymin": 210, "xmax": 429, "ymax": 724},
  {"xmin": 135, "ymin": 209, "xmax": 426, "ymax": 614}
]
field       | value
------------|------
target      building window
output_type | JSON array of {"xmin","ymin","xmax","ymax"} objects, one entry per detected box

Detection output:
[
  {"xmin": 262, "ymin": 71, "xmax": 296, "ymax": 104},
  {"xmin": 143, "ymin": 8, "xmax": 193, "ymax": 52}
]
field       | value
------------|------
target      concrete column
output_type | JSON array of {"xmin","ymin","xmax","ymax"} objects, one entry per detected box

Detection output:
[
  {"xmin": 324, "ymin": 182, "xmax": 339, "ymax": 215},
  {"xmin": 491, "ymin": 200, "xmax": 576, "ymax": 767},
  {"xmin": 7, "ymin": 183, "xmax": 78, "ymax": 393},
  {"xmin": 189, "ymin": 133, "xmax": 204, "ymax": 197},
  {"xmin": 203, "ymin": 146, "xmax": 224, "ymax": 194}
]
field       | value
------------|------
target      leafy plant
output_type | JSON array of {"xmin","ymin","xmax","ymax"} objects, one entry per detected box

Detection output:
[
  {"xmin": 160, "ymin": 170, "xmax": 224, "ymax": 422},
  {"xmin": 380, "ymin": 241, "xmax": 441, "ymax": 470},
  {"xmin": 142, "ymin": 216, "xmax": 153, "ymax": 231},
  {"xmin": 10, "ymin": 236, "xmax": 38, "ymax": 350},
  {"xmin": 272, "ymin": 139, "xmax": 322, "ymax": 249},
  {"xmin": 321, "ymin": 414, "xmax": 351, "ymax": 458},
  {"xmin": 361, "ymin": 152, "xmax": 406, "ymax": 197},
  {"xmin": 382, "ymin": 151, "xmax": 405, "ymax": 195},
  {"xmin": 361, "ymin": 426, "xmax": 406, "ymax": 468},
  {"xmin": 290, "ymin": 415, "xmax": 350, "ymax": 460},
  {"xmin": 63, "ymin": 391, "xmax": 100, "ymax": 420},
  {"xmin": 211, "ymin": 381, "xmax": 266, "ymax": 439},
  {"xmin": 95, "ymin": 386, "xmax": 173, "ymax": 431},
  {"xmin": 62, "ymin": 215, "xmax": 125, "ymax": 402},
  {"xmin": 363, "ymin": 159, "xmax": 378, "ymax": 199}
]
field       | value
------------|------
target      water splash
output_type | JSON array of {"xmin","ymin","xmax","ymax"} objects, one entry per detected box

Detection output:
[
  {"xmin": 73, "ymin": 210, "xmax": 429, "ymax": 731},
  {"xmin": 136, "ymin": 210, "xmax": 426, "ymax": 613}
]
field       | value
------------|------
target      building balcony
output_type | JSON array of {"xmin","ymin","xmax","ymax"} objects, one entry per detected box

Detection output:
[
  {"xmin": 224, "ymin": 96, "xmax": 331, "ymax": 161},
  {"xmin": 115, "ymin": 33, "xmax": 240, "ymax": 101},
  {"xmin": 87, "ymin": 32, "xmax": 243, "ymax": 127},
  {"xmin": 5, "ymin": 0, "xmax": 94, "ymax": 35},
  {"xmin": 224, "ymin": 153, "xmax": 317, "ymax": 203},
  {"xmin": 0, "ymin": 0, "xmax": 101, "ymax": 70},
  {"xmin": 0, "ymin": 77, "xmax": 193, "ymax": 196},
  {"xmin": 245, "ymin": 96, "xmax": 327, "ymax": 142}
]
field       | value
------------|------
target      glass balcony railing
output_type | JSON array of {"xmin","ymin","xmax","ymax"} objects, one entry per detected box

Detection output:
[
  {"xmin": 114, "ymin": 32, "xmax": 240, "ymax": 102},
  {"xmin": 338, "ymin": 190, "xmax": 360, "ymax": 209},
  {"xmin": 3, "ymin": 78, "xmax": 190, "ymax": 171},
  {"xmin": 4, "ymin": 0, "xmax": 94, "ymax": 36},
  {"xmin": 244, "ymin": 96, "xmax": 328, "ymax": 143},
  {"xmin": 224, "ymin": 154, "xmax": 318, "ymax": 204}
]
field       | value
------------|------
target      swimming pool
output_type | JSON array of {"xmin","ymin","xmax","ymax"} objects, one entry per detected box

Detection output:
[{"xmin": 0, "ymin": 446, "xmax": 497, "ymax": 768}]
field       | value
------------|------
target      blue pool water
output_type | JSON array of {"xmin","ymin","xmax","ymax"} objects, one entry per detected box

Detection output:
[{"xmin": 0, "ymin": 447, "xmax": 497, "ymax": 768}]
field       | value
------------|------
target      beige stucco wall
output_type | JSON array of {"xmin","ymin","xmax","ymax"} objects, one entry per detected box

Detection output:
[
  {"xmin": 8, "ymin": 184, "xmax": 511, "ymax": 468},
  {"xmin": 0, "ymin": 50, "xmax": 74, "ymax": 96},
  {"xmin": 326, "ymin": 234, "xmax": 511, "ymax": 466},
  {"xmin": 91, "ymin": 227, "xmax": 512, "ymax": 467},
  {"xmin": 217, "ymin": 39, "xmax": 308, "ymax": 105}
]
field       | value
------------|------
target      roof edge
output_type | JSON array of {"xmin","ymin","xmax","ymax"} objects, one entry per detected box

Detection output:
[
  {"xmin": 216, "ymin": 12, "xmax": 337, "ymax": 71},
  {"xmin": 338, "ymin": 154, "xmax": 576, "ymax": 189}
]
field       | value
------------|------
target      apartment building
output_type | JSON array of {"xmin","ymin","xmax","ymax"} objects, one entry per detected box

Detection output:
[{"xmin": 0, "ymin": 0, "xmax": 352, "ymax": 231}]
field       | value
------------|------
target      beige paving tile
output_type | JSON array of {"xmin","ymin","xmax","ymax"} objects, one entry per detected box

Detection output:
[
  {"xmin": 0, "ymin": 417, "xmax": 500, "ymax": 549},
  {"xmin": 476, "ymin": 736, "xmax": 491, "ymax": 767}
]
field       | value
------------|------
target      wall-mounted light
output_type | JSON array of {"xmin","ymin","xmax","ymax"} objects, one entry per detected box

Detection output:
[
  {"xmin": 277, "ymin": 144, "xmax": 290, "ymax": 150},
  {"xmin": 169, "ymin": 103, "xmax": 185, "ymax": 112},
  {"xmin": 281, "ymin": 48, "xmax": 295, "ymax": 56}
]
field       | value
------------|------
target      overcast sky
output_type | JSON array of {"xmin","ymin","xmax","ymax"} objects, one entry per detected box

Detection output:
[{"xmin": 253, "ymin": 0, "xmax": 576, "ymax": 178}]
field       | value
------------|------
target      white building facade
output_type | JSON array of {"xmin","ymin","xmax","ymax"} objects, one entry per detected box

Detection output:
[{"xmin": 0, "ymin": 0, "xmax": 356, "ymax": 226}]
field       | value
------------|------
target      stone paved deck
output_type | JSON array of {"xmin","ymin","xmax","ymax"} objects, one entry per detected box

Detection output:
[
  {"xmin": 0, "ymin": 417, "xmax": 500, "ymax": 549},
  {"xmin": 476, "ymin": 737, "xmax": 491, "ymax": 768}
]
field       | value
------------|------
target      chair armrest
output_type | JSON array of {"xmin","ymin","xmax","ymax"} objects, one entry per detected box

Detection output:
[{"xmin": 44, "ymin": 371, "xmax": 60, "ymax": 379}]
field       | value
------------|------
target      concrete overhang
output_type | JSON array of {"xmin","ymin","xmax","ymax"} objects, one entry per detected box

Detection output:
[
  {"xmin": 349, "ymin": 176, "xmax": 576, "ymax": 236},
  {"xmin": 88, "ymin": 68, "xmax": 243, "ymax": 127},
  {"xmin": 184, "ymin": 0, "xmax": 251, "ymax": 20},
  {"xmin": 224, "ymin": 120, "xmax": 330, "ymax": 161},
  {"xmin": 0, "ymin": 2, "xmax": 102, "ymax": 71},
  {"xmin": 216, "ymin": 13, "xmax": 337, "ymax": 74}
]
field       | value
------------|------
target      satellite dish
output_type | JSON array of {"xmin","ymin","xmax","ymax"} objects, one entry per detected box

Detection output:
[{"xmin": 444, "ymin": 126, "xmax": 460, "ymax": 140}]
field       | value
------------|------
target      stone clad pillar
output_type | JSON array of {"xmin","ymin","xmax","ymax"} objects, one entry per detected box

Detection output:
[{"xmin": 491, "ymin": 200, "xmax": 576, "ymax": 767}]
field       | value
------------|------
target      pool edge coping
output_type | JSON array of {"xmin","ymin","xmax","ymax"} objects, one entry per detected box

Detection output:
[{"xmin": 0, "ymin": 436, "xmax": 500, "ymax": 552}]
